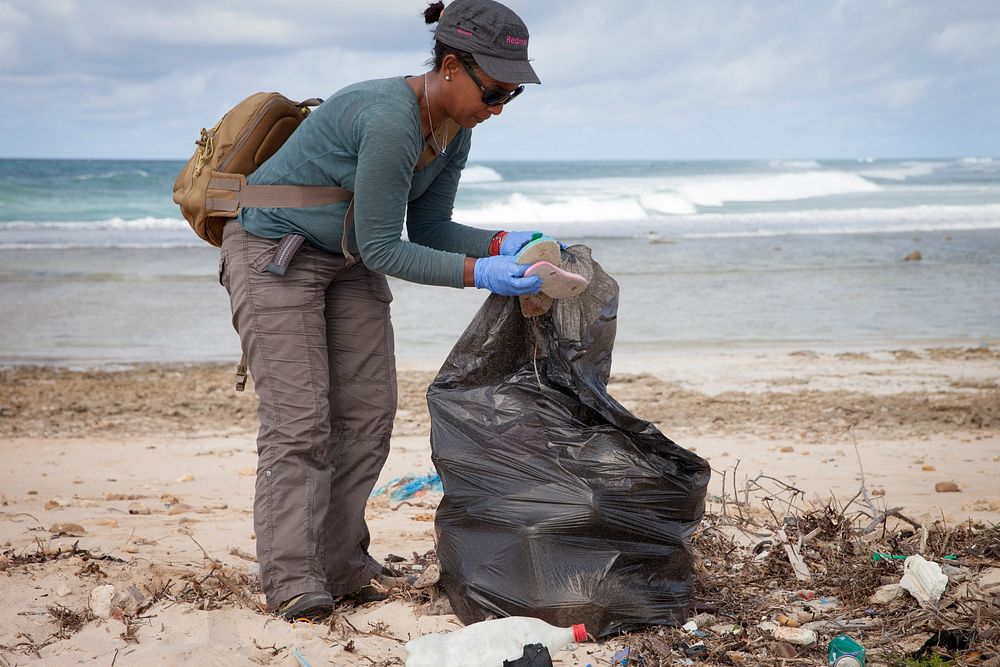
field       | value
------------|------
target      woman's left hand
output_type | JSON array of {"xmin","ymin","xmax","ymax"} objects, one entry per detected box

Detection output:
[{"xmin": 499, "ymin": 231, "xmax": 542, "ymax": 255}]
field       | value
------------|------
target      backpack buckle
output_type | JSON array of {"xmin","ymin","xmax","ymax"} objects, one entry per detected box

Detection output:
[{"xmin": 235, "ymin": 363, "xmax": 248, "ymax": 392}]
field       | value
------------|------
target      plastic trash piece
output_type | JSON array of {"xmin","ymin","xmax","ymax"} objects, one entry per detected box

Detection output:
[
  {"xmin": 370, "ymin": 473, "xmax": 442, "ymax": 502},
  {"xmin": 899, "ymin": 555, "xmax": 948, "ymax": 606},
  {"xmin": 404, "ymin": 616, "xmax": 585, "ymax": 667},
  {"xmin": 524, "ymin": 260, "xmax": 589, "ymax": 299},
  {"xmin": 503, "ymin": 643, "xmax": 553, "ymax": 667},
  {"xmin": 773, "ymin": 626, "xmax": 818, "ymax": 646},
  {"xmin": 428, "ymin": 246, "xmax": 711, "ymax": 637},
  {"xmin": 872, "ymin": 551, "xmax": 956, "ymax": 562},
  {"xmin": 516, "ymin": 236, "xmax": 560, "ymax": 317},
  {"xmin": 828, "ymin": 634, "xmax": 866, "ymax": 666},
  {"xmin": 291, "ymin": 648, "xmax": 313, "ymax": 667}
]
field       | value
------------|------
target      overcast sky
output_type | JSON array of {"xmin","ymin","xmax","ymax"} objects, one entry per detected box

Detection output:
[{"xmin": 2, "ymin": 1, "xmax": 999, "ymax": 161}]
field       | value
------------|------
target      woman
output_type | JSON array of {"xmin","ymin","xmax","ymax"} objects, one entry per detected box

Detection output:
[{"xmin": 219, "ymin": 0, "xmax": 561, "ymax": 620}]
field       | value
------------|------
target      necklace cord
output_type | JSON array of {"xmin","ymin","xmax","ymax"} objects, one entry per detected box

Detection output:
[{"xmin": 423, "ymin": 74, "xmax": 449, "ymax": 157}]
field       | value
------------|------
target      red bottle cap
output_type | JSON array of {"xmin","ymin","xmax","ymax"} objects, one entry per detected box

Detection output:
[{"xmin": 572, "ymin": 623, "xmax": 587, "ymax": 642}]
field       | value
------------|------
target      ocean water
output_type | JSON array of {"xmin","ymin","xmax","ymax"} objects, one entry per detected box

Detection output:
[{"xmin": 1, "ymin": 157, "xmax": 998, "ymax": 368}]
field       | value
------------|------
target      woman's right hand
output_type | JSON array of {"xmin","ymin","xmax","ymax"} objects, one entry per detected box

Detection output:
[{"xmin": 473, "ymin": 255, "xmax": 542, "ymax": 296}]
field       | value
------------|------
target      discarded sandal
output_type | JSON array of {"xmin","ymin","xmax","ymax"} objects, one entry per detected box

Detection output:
[
  {"xmin": 524, "ymin": 260, "xmax": 589, "ymax": 299},
  {"xmin": 516, "ymin": 236, "xmax": 561, "ymax": 317}
]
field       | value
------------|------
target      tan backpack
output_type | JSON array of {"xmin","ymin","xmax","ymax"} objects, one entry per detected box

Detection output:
[{"xmin": 172, "ymin": 92, "xmax": 353, "ymax": 247}]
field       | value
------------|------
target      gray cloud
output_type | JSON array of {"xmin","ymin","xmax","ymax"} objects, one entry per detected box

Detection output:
[{"xmin": 1, "ymin": 0, "xmax": 998, "ymax": 159}]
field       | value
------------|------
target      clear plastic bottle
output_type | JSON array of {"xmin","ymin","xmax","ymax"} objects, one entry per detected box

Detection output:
[{"xmin": 405, "ymin": 616, "xmax": 587, "ymax": 667}]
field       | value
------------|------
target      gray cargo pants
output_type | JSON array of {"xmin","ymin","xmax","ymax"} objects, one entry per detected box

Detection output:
[{"xmin": 219, "ymin": 222, "xmax": 396, "ymax": 609}]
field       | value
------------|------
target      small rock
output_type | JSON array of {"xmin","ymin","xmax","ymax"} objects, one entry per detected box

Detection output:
[
  {"xmin": 780, "ymin": 446, "xmax": 795, "ymax": 453},
  {"xmin": 115, "ymin": 590, "xmax": 139, "ymax": 615},
  {"xmin": 122, "ymin": 544, "xmax": 139, "ymax": 554},
  {"xmin": 904, "ymin": 250, "xmax": 922, "ymax": 261},
  {"xmin": 935, "ymin": 481, "xmax": 960, "ymax": 493},
  {"xmin": 160, "ymin": 493, "xmax": 181, "ymax": 505},
  {"xmin": 89, "ymin": 584, "xmax": 117, "ymax": 619},
  {"xmin": 412, "ymin": 563, "xmax": 440, "ymax": 589},
  {"xmin": 773, "ymin": 626, "xmax": 817, "ymax": 646},
  {"xmin": 167, "ymin": 503, "xmax": 194, "ymax": 515},
  {"xmin": 0, "ymin": 555, "xmax": 9, "ymax": 572},
  {"xmin": 56, "ymin": 585, "xmax": 72, "ymax": 597},
  {"xmin": 870, "ymin": 583, "xmax": 905, "ymax": 604},
  {"xmin": 176, "ymin": 474, "xmax": 195, "ymax": 482},
  {"xmin": 49, "ymin": 522, "xmax": 86, "ymax": 537},
  {"xmin": 690, "ymin": 612, "xmax": 717, "ymax": 627},
  {"xmin": 44, "ymin": 499, "xmax": 63, "ymax": 510},
  {"xmin": 128, "ymin": 501, "xmax": 151, "ymax": 515},
  {"xmin": 921, "ymin": 465, "xmax": 936, "ymax": 472},
  {"xmin": 95, "ymin": 519, "xmax": 119, "ymax": 528}
]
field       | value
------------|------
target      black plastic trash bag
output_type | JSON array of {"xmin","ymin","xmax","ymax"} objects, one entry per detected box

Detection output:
[{"xmin": 428, "ymin": 246, "xmax": 711, "ymax": 637}]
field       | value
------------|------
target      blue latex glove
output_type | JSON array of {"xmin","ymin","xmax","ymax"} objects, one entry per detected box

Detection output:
[
  {"xmin": 500, "ymin": 231, "xmax": 542, "ymax": 256},
  {"xmin": 474, "ymin": 255, "xmax": 542, "ymax": 296}
]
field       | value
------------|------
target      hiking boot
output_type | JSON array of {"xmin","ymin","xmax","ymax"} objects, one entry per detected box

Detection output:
[{"xmin": 275, "ymin": 591, "xmax": 333, "ymax": 621}]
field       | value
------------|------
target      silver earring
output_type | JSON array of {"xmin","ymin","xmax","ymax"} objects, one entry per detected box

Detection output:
[{"xmin": 445, "ymin": 75, "xmax": 451, "ymax": 81}]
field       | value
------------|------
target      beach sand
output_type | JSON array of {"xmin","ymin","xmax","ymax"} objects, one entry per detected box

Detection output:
[{"xmin": 1, "ymin": 346, "xmax": 998, "ymax": 665}]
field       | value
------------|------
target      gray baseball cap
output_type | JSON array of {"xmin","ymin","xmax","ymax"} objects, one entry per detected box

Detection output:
[{"xmin": 434, "ymin": 0, "xmax": 540, "ymax": 85}]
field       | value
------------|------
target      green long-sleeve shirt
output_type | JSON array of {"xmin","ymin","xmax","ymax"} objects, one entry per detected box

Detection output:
[{"xmin": 239, "ymin": 76, "xmax": 497, "ymax": 287}]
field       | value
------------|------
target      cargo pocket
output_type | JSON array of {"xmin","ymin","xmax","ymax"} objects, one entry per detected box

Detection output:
[
  {"xmin": 246, "ymin": 238, "xmax": 318, "ymax": 310},
  {"xmin": 367, "ymin": 271, "xmax": 393, "ymax": 304},
  {"xmin": 218, "ymin": 251, "xmax": 228, "ymax": 288}
]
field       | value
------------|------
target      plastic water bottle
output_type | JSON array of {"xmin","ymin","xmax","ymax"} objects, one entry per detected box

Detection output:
[
  {"xmin": 405, "ymin": 616, "xmax": 587, "ymax": 667},
  {"xmin": 828, "ymin": 634, "xmax": 866, "ymax": 666}
]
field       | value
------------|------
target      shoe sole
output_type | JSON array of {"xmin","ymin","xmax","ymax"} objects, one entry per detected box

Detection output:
[
  {"xmin": 516, "ymin": 238, "xmax": 561, "ymax": 317},
  {"xmin": 276, "ymin": 591, "xmax": 334, "ymax": 621},
  {"xmin": 278, "ymin": 602, "xmax": 332, "ymax": 621},
  {"xmin": 525, "ymin": 260, "xmax": 589, "ymax": 299}
]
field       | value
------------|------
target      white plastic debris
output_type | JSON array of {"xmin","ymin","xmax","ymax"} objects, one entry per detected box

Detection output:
[
  {"xmin": 772, "ymin": 626, "xmax": 818, "ymax": 646},
  {"xmin": 89, "ymin": 584, "xmax": 117, "ymax": 619},
  {"xmin": 682, "ymin": 621, "xmax": 698, "ymax": 633},
  {"xmin": 899, "ymin": 554, "xmax": 948, "ymax": 606}
]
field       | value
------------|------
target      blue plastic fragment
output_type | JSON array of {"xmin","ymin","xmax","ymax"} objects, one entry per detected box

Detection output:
[
  {"xmin": 291, "ymin": 648, "xmax": 312, "ymax": 667},
  {"xmin": 370, "ymin": 472, "xmax": 443, "ymax": 501}
]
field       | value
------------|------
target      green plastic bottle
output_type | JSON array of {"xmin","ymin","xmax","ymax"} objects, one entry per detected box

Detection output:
[{"xmin": 828, "ymin": 635, "xmax": 865, "ymax": 666}]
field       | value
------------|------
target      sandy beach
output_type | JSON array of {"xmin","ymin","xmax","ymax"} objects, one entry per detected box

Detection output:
[{"xmin": 1, "ymin": 345, "xmax": 998, "ymax": 665}]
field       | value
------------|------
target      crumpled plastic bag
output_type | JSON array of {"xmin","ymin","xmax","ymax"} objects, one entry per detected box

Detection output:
[{"xmin": 428, "ymin": 245, "xmax": 711, "ymax": 637}]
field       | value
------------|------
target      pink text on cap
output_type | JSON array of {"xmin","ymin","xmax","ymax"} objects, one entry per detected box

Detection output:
[{"xmin": 506, "ymin": 35, "xmax": 528, "ymax": 46}]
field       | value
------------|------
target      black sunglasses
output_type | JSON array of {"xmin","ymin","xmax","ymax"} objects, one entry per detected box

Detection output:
[{"xmin": 460, "ymin": 60, "xmax": 524, "ymax": 106}]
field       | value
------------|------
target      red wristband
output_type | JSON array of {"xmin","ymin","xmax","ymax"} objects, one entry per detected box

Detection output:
[{"xmin": 489, "ymin": 231, "xmax": 507, "ymax": 256}]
